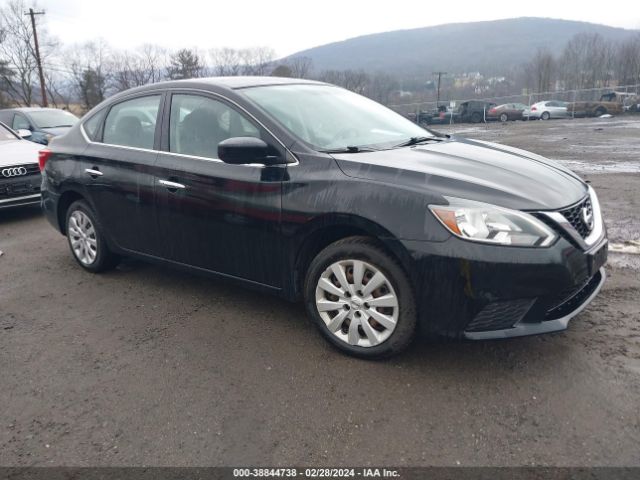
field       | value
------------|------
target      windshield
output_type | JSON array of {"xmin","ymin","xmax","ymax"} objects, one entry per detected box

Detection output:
[
  {"xmin": 29, "ymin": 110, "xmax": 79, "ymax": 129},
  {"xmin": 241, "ymin": 84, "xmax": 431, "ymax": 151},
  {"xmin": 0, "ymin": 123, "xmax": 19, "ymax": 141}
]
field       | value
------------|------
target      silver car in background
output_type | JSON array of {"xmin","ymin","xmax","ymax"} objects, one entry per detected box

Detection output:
[
  {"xmin": 524, "ymin": 100, "xmax": 569, "ymax": 120},
  {"xmin": 0, "ymin": 122, "xmax": 43, "ymax": 209}
]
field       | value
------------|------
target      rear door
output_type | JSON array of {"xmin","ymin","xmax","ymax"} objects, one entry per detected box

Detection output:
[
  {"xmin": 153, "ymin": 91, "xmax": 285, "ymax": 287},
  {"xmin": 81, "ymin": 94, "xmax": 163, "ymax": 255}
]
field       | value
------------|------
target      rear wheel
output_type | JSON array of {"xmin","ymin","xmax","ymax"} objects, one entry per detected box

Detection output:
[
  {"xmin": 471, "ymin": 112, "xmax": 482, "ymax": 123},
  {"xmin": 541, "ymin": 111, "xmax": 551, "ymax": 120},
  {"xmin": 66, "ymin": 200, "xmax": 119, "ymax": 273},
  {"xmin": 304, "ymin": 237, "xmax": 417, "ymax": 358},
  {"xmin": 499, "ymin": 113, "xmax": 508, "ymax": 122},
  {"xmin": 594, "ymin": 107, "xmax": 607, "ymax": 117}
]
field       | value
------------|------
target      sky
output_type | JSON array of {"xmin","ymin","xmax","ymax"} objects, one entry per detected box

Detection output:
[{"xmin": 32, "ymin": 0, "xmax": 640, "ymax": 58}]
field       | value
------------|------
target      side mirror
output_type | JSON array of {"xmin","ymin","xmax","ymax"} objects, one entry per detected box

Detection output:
[
  {"xmin": 17, "ymin": 129, "xmax": 32, "ymax": 139},
  {"xmin": 218, "ymin": 137, "xmax": 280, "ymax": 165}
]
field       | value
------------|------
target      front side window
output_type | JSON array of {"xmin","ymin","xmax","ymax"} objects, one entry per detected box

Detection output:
[
  {"xmin": 241, "ymin": 84, "xmax": 431, "ymax": 151},
  {"xmin": 12, "ymin": 114, "xmax": 30, "ymax": 131},
  {"xmin": 169, "ymin": 94, "xmax": 260, "ymax": 159},
  {"xmin": 103, "ymin": 95, "xmax": 161, "ymax": 149}
]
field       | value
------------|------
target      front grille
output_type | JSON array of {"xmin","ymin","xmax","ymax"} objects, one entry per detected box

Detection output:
[
  {"xmin": 559, "ymin": 197, "xmax": 593, "ymax": 238},
  {"xmin": 545, "ymin": 270, "xmax": 602, "ymax": 320},
  {"xmin": 465, "ymin": 298, "xmax": 534, "ymax": 332},
  {"xmin": 0, "ymin": 163, "xmax": 41, "ymax": 199}
]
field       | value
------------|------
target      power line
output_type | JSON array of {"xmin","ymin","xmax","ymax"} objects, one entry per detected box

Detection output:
[{"xmin": 24, "ymin": 8, "xmax": 48, "ymax": 107}]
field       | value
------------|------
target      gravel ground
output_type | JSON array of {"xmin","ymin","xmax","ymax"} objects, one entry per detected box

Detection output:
[{"xmin": 1, "ymin": 117, "xmax": 639, "ymax": 467}]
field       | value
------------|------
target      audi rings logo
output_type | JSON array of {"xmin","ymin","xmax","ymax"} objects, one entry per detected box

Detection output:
[{"xmin": 2, "ymin": 167, "xmax": 28, "ymax": 178}]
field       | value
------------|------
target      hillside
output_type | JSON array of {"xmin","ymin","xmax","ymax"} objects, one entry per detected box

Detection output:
[{"xmin": 283, "ymin": 17, "xmax": 638, "ymax": 75}]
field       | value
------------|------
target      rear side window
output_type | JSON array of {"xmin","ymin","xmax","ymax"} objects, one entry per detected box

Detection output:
[
  {"xmin": 103, "ymin": 95, "xmax": 161, "ymax": 149},
  {"xmin": 83, "ymin": 109, "xmax": 106, "ymax": 141},
  {"xmin": 169, "ymin": 94, "xmax": 260, "ymax": 159}
]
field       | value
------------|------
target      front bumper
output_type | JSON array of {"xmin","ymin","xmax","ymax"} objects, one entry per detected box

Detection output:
[
  {"xmin": 402, "ymin": 232, "xmax": 608, "ymax": 340},
  {"xmin": 0, "ymin": 192, "xmax": 41, "ymax": 209}
]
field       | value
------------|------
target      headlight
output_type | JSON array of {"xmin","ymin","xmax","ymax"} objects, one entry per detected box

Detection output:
[{"xmin": 429, "ymin": 199, "xmax": 557, "ymax": 247}]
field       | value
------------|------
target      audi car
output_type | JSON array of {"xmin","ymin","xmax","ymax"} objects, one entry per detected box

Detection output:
[
  {"xmin": 0, "ymin": 122, "xmax": 43, "ymax": 209},
  {"xmin": 40, "ymin": 78, "xmax": 607, "ymax": 358}
]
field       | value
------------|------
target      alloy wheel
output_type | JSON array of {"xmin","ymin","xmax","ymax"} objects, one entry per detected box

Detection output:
[
  {"xmin": 315, "ymin": 259, "xmax": 399, "ymax": 347},
  {"xmin": 68, "ymin": 210, "xmax": 98, "ymax": 265}
]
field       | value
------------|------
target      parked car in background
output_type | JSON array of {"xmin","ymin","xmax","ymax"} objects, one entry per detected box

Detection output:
[
  {"xmin": 487, "ymin": 103, "xmax": 528, "ymax": 122},
  {"xmin": 0, "ymin": 107, "xmax": 79, "ymax": 145},
  {"xmin": 456, "ymin": 101, "xmax": 496, "ymax": 123},
  {"xmin": 40, "ymin": 77, "xmax": 607, "ymax": 358},
  {"xmin": 566, "ymin": 93, "xmax": 624, "ymax": 117},
  {"xmin": 524, "ymin": 101, "xmax": 569, "ymax": 120},
  {"xmin": 0, "ymin": 122, "xmax": 43, "ymax": 209}
]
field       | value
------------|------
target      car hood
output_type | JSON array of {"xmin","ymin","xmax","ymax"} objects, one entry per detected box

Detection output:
[
  {"xmin": 0, "ymin": 139, "xmax": 42, "ymax": 167},
  {"xmin": 332, "ymin": 137, "xmax": 587, "ymax": 211}
]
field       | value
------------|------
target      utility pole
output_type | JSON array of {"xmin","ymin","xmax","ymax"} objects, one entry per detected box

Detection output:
[
  {"xmin": 25, "ymin": 8, "xmax": 47, "ymax": 107},
  {"xmin": 433, "ymin": 71, "xmax": 447, "ymax": 109}
]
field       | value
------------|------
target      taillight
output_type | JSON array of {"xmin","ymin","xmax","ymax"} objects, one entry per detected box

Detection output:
[
  {"xmin": 489, "ymin": 108, "xmax": 497, "ymax": 114},
  {"xmin": 531, "ymin": 106, "xmax": 537, "ymax": 111},
  {"xmin": 38, "ymin": 148, "xmax": 52, "ymax": 171}
]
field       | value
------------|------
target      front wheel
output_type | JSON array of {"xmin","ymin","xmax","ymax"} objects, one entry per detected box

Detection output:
[
  {"xmin": 304, "ymin": 237, "xmax": 417, "ymax": 359},
  {"xmin": 66, "ymin": 200, "xmax": 119, "ymax": 273}
]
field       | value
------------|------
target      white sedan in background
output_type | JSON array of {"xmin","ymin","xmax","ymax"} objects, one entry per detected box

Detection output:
[
  {"xmin": 0, "ymin": 122, "xmax": 43, "ymax": 209},
  {"xmin": 524, "ymin": 100, "xmax": 569, "ymax": 120}
]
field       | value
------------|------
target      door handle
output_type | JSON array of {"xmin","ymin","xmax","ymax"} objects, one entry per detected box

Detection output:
[
  {"xmin": 159, "ymin": 179, "xmax": 186, "ymax": 190},
  {"xmin": 85, "ymin": 168, "xmax": 103, "ymax": 177}
]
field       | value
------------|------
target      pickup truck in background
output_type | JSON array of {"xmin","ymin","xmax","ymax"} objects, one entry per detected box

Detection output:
[{"xmin": 567, "ymin": 91, "xmax": 638, "ymax": 117}]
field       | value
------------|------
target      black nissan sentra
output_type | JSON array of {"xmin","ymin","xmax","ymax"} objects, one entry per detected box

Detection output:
[{"xmin": 40, "ymin": 77, "xmax": 608, "ymax": 358}]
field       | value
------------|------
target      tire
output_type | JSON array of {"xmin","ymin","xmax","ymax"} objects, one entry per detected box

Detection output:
[
  {"xmin": 499, "ymin": 113, "xmax": 508, "ymax": 122},
  {"xmin": 594, "ymin": 107, "xmax": 606, "ymax": 117},
  {"xmin": 304, "ymin": 236, "xmax": 417, "ymax": 359},
  {"xmin": 470, "ymin": 112, "xmax": 482, "ymax": 123},
  {"xmin": 541, "ymin": 111, "xmax": 550, "ymax": 120},
  {"xmin": 65, "ymin": 199, "xmax": 119, "ymax": 273}
]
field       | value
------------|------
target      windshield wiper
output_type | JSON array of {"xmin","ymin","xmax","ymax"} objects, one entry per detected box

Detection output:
[
  {"xmin": 45, "ymin": 124, "xmax": 74, "ymax": 128},
  {"xmin": 393, "ymin": 136, "xmax": 441, "ymax": 148},
  {"xmin": 319, "ymin": 146, "xmax": 379, "ymax": 154}
]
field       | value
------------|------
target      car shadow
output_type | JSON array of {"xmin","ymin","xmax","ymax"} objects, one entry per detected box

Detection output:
[
  {"xmin": 102, "ymin": 255, "xmax": 574, "ymax": 380},
  {"xmin": 0, "ymin": 205, "xmax": 43, "ymax": 224}
]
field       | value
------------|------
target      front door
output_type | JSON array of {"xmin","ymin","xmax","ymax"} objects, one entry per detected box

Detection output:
[{"xmin": 154, "ymin": 92, "xmax": 285, "ymax": 287}]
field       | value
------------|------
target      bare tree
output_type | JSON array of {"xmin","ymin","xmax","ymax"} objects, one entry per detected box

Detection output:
[
  {"xmin": 209, "ymin": 47, "xmax": 242, "ymax": 76},
  {"xmin": 288, "ymin": 56, "xmax": 313, "ymax": 79},
  {"xmin": 616, "ymin": 34, "xmax": 640, "ymax": 86},
  {"xmin": 366, "ymin": 72, "xmax": 399, "ymax": 104},
  {"xmin": 317, "ymin": 69, "xmax": 369, "ymax": 94},
  {"xmin": 238, "ymin": 47, "xmax": 275, "ymax": 75},
  {"xmin": 111, "ymin": 44, "xmax": 167, "ymax": 92},
  {"xmin": 524, "ymin": 48, "xmax": 555, "ymax": 93},
  {"xmin": 67, "ymin": 40, "xmax": 112, "ymax": 110},
  {"xmin": 0, "ymin": 0, "xmax": 56, "ymax": 106},
  {"xmin": 560, "ymin": 33, "xmax": 614, "ymax": 91}
]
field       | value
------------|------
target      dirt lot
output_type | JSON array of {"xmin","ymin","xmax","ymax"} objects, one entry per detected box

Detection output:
[{"xmin": 1, "ymin": 117, "xmax": 639, "ymax": 467}]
